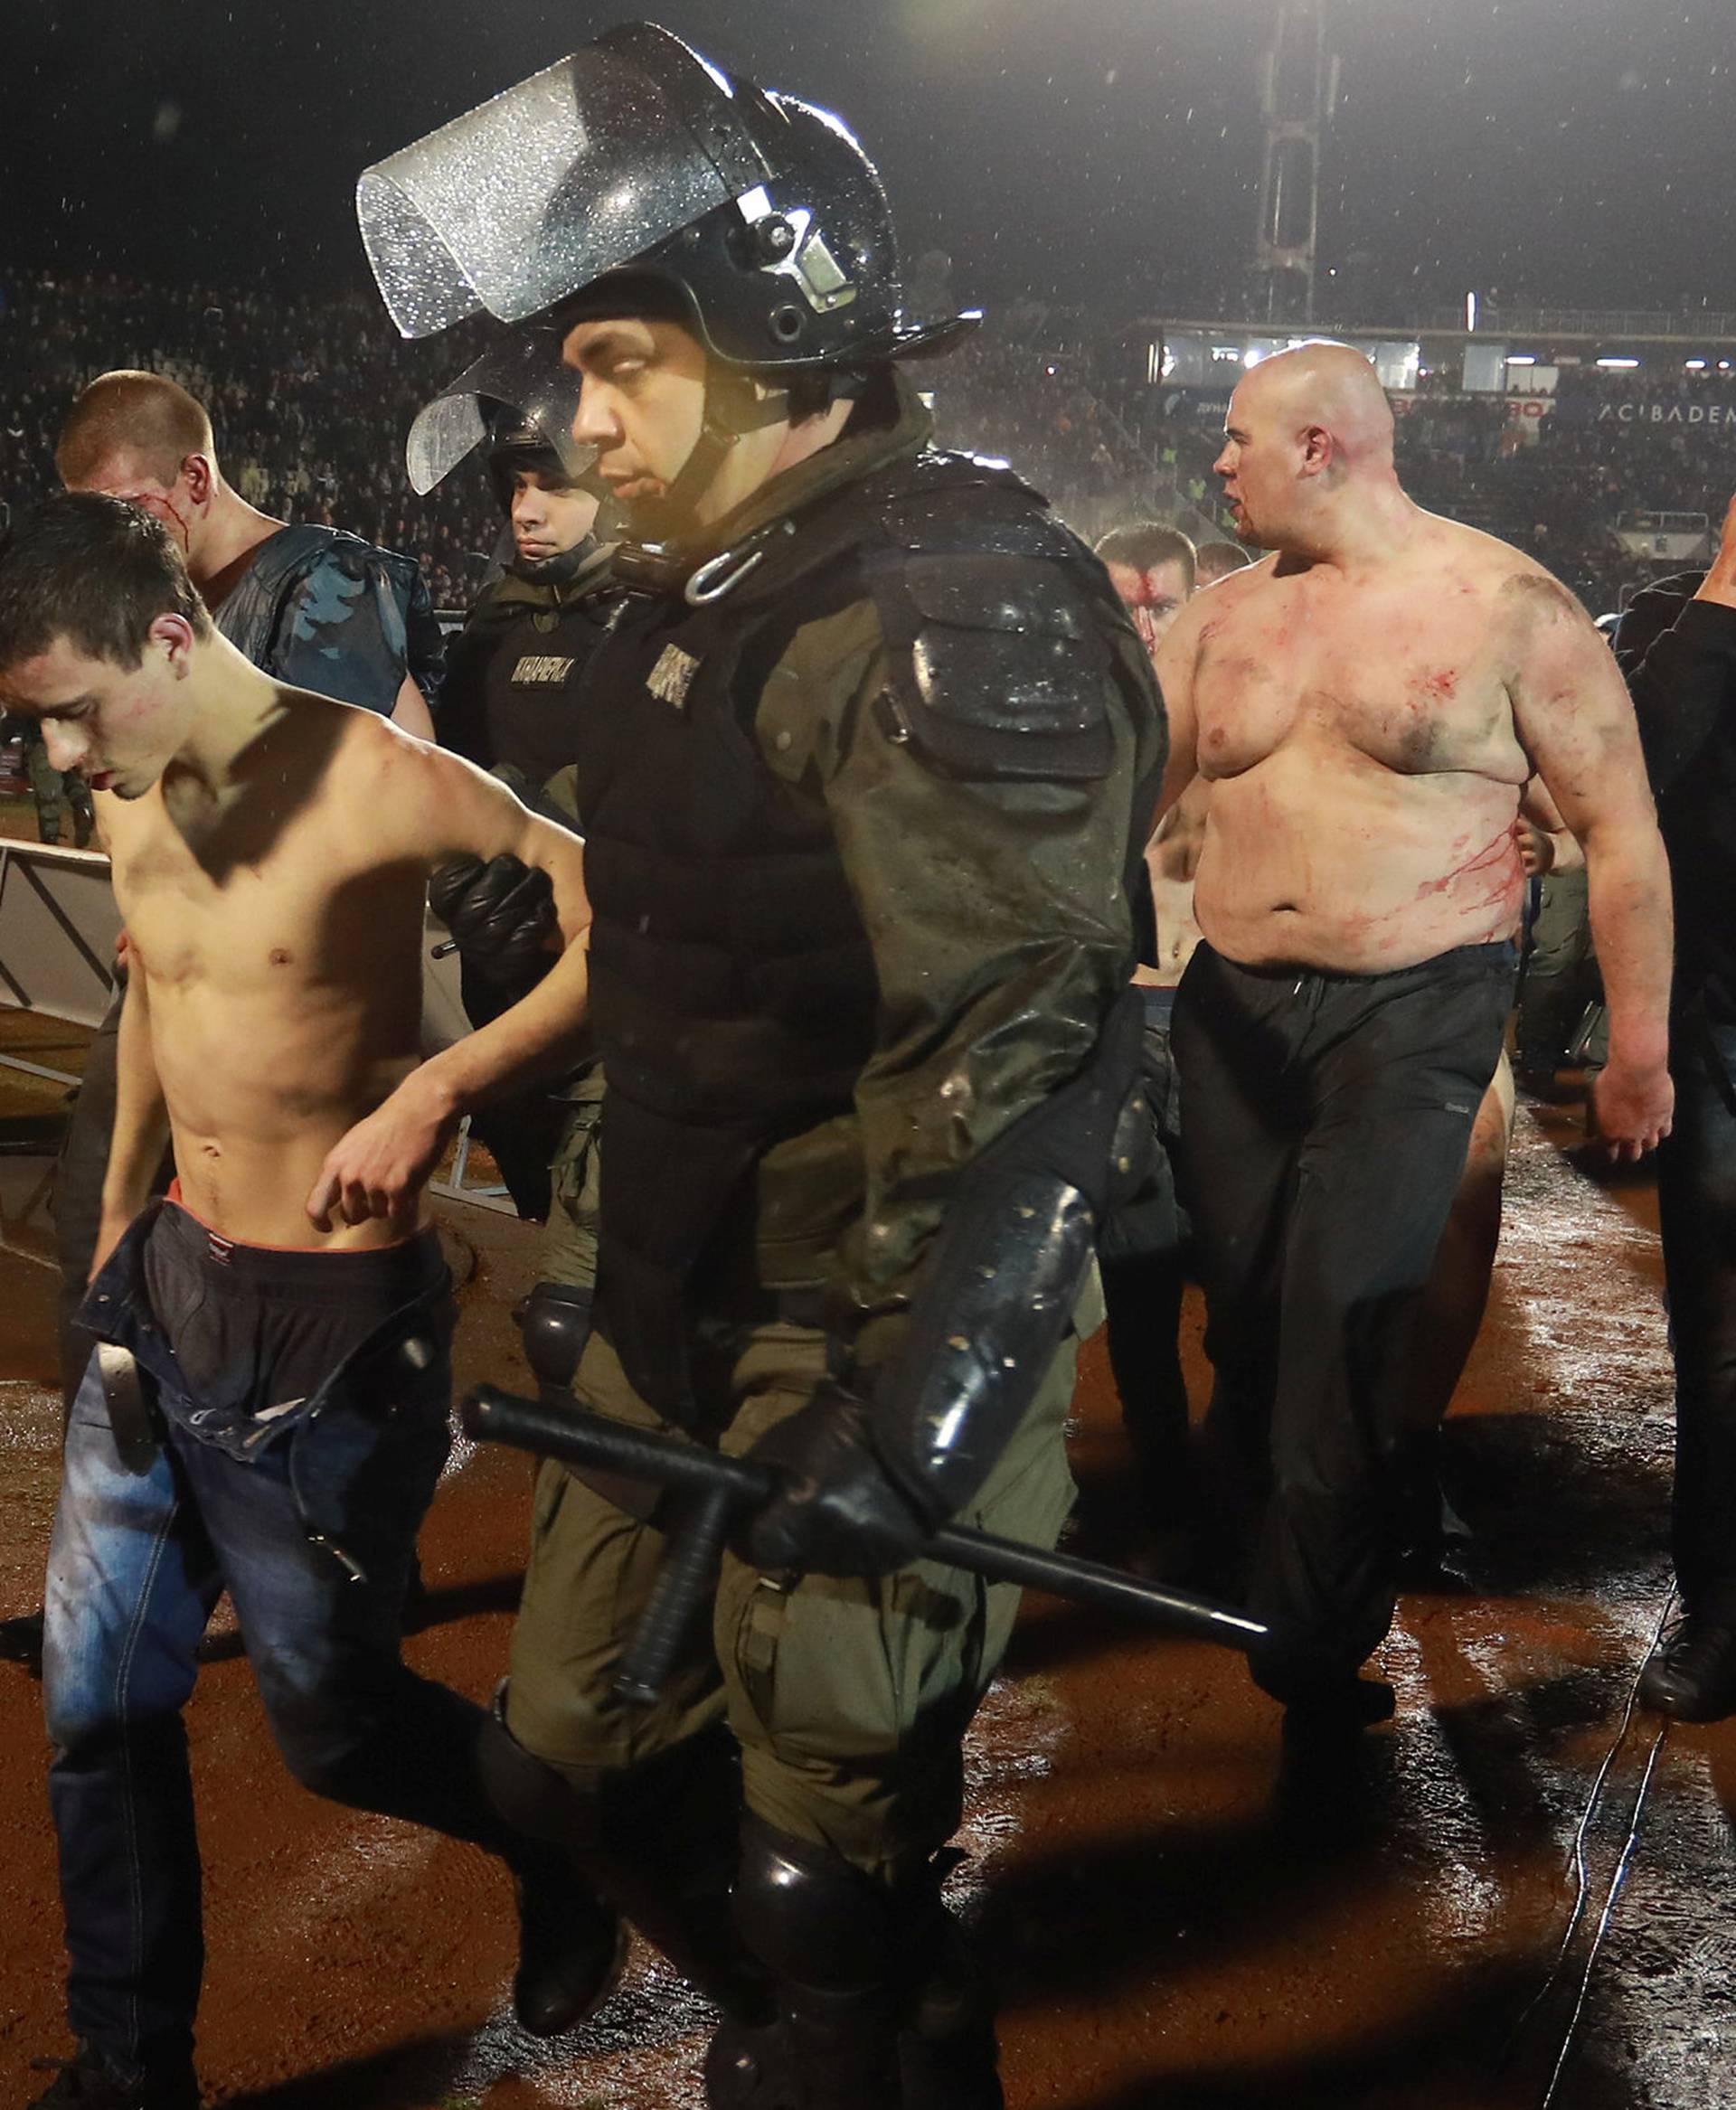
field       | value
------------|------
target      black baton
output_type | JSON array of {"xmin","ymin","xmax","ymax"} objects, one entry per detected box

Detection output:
[{"xmin": 462, "ymin": 1386, "xmax": 1266, "ymax": 1699}]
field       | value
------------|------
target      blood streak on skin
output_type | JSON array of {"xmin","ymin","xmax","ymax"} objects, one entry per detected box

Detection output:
[
  {"xmin": 1419, "ymin": 667, "xmax": 1460, "ymax": 702},
  {"xmin": 1417, "ymin": 827, "xmax": 1524, "ymax": 914},
  {"xmin": 153, "ymin": 495, "xmax": 195, "ymax": 552}
]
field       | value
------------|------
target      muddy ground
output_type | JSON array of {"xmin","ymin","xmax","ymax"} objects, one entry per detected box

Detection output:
[{"xmin": 0, "ymin": 1003, "xmax": 1731, "ymax": 2109}]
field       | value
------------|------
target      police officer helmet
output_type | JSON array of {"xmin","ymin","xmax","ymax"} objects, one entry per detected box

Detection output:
[
  {"xmin": 483, "ymin": 402, "xmax": 572, "ymax": 515},
  {"xmin": 359, "ymin": 23, "xmax": 977, "ymax": 376}
]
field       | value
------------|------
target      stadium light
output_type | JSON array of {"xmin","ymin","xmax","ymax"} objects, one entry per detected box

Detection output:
[
  {"xmin": 1597, "ymin": 357, "xmax": 1640, "ymax": 370},
  {"xmin": 1686, "ymin": 359, "xmax": 1709, "ymax": 372},
  {"xmin": 1505, "ymin": 355, "xmax": 1536, "ymax": 367}
]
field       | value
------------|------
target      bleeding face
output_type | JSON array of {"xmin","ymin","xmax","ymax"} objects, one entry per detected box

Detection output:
[
  {"xmin": 1212, "ymin": 382, "xmax": 1299, "ymax": 551},
  {"xmin": 0, "ymin": 621, "xmax": 196, "ymax": 799},
  {"xmin": 508, "ymin": 467, "xmax": 600, "ymax": 567},
  {"xmin": 63, "ymin": 448, "xmax": 209, "ymax": 560},
  {"xmin": 1106, "ymin": 557, "xmax": 1192, "ymax": 659}
]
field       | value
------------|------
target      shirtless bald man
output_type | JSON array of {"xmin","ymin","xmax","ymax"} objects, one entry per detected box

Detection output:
[
  {"xmin": 1155, "ymin": 342, "xmax": 1673, "ymax": 1717},
  {"xmin": 0, "ymin": 496, "xmax": 610, "ymax": 2110}
]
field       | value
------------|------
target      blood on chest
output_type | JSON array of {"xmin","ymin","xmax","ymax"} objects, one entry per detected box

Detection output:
[{"xmin": 1195, "ymin": 617, "xmax": 1516, "ymax": 781}]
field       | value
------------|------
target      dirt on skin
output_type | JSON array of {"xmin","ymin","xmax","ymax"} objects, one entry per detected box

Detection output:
[{"xmin": 0, "ymin": 1025, "xmax": 1732, "ymax": 2109}]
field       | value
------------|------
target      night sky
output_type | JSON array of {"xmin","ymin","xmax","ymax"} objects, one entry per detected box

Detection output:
[{"xmin": 4, "ymin": 1, "xmax": 1731, "ymax": 323}]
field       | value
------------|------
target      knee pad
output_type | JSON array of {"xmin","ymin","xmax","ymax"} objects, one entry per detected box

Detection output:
[
  {"xmin": 733, "ymin": 1816, "xmax": 903, "ymax": 1995},
  {"xmin": 519, "ymin": 1278, "xmax": 594, "ymax": 1392}
]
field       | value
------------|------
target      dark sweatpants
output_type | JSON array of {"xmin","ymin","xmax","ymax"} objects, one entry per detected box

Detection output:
[{"xmin": 1172, "ymin": 938, "xmax": 1514, "ymax": 1700}]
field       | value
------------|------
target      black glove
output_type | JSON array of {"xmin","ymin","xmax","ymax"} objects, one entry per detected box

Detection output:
[
  {"xmin": 429, "ymin": 853, "xmax": 558, "ymax": 1001},
  {"xmin": 739, "ymin": 1384, "xmax": 937, "ymax": 1578}
]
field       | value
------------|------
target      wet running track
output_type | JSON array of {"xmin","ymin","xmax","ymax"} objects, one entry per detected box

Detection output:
[{"xmin": 0, "ymin": 1013, "xmax": 1731, "ymax": 2109}]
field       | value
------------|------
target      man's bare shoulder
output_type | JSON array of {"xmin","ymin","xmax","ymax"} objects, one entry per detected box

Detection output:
[
  {"xmin": 319, "ymin": 702, "xmax": 490, "ymax": 828},
  {"xmin": 1169, "ymin": 553, "xmax": 1277, "ymax": 645},
  {"xmin": 1200, "ymin": 553, "xmax": 1279, "ymax": 607},
  {"xmin": 1415, "ymin": 514, "xmax": 1590, "ymax": 621}
]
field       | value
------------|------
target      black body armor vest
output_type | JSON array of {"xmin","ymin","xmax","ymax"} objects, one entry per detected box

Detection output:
[{"xmin": 572, "ymin": 445, "xmax": 1140, "ymax": 1419}]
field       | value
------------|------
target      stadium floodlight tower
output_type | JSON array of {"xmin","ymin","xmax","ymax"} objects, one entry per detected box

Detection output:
[{"xmin": 1252, "ymin": 0, "xmax": 1340, "ymax": 326}]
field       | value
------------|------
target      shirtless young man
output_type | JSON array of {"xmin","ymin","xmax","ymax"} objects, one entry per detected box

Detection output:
[
  {"xmin": 45, "ymin": 372, "xmax": 442, "ymax": 1428},
  {"xmin": 0, "ymin": 496, "xmax": 610, "ymax": 2110},
  {"xmin": 1153, "ymin": 342, "xmax": 1673, "ymax": 1717}
]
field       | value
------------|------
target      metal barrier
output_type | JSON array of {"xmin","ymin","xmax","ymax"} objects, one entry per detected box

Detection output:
[{"xmin": 0, "ymin": 841, "xmax": 119, "ymax": 1081}]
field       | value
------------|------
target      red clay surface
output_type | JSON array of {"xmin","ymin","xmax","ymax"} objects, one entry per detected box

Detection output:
[{"xmin": 1, "ymin": 1008, "xmax": 1731, "ymax": 2108}]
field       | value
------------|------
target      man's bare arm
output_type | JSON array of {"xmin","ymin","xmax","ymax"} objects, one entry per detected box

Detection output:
[
  {"xmin": 307, "ymin": 736, "xmax": 590, "ymax": 1229},
  {"xmin": 94, "ymin": 965, "xmax": 171, "ymax": 1274},
  {"xmin": 1506, "ymin": 576, "xmax": 1674, "ymax": 1156}
]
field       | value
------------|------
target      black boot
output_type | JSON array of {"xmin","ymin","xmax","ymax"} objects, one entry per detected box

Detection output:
[
  {"xmin": 898, "ymin": 1900, "xmax": 1005, "ymax": 2110},
  {"xmin": 1639, "ymin": 1615, "xmax": 1736, "ymax": 1721},
  {"xmin": 27, "ymin": 2042, "xmax": 200, "ymax": 2110},
  {"xmin": 510, "ymin": 1850, "xmax": 629, "ymax": 2036},
  {"xmin": 480, "ymin": 1702, "xmax": 772, "ymax": 2025},
  {"xmin": 480, "ymin": 1690, "xmax": 627, "ymax": 2035}
]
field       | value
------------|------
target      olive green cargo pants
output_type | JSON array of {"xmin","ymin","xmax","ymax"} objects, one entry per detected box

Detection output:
[
  {"xmin": 505, "ymin": 1314, "xmax": 1077, "ymax": 1885},
  {"xmin": 538, "ymin": 1071, "xmax": 605, "ymax": 1289}
]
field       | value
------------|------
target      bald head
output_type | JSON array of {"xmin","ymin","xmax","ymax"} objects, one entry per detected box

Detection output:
[
  {"xmin": 1235, "ymin": 342, "xmax": 1395, "ymax": 474},
  {"xmin": 56, "ymin": 372, "xmax": 217, "ymax": 493},
  {"xmin": 1216, "ymin": 342, "xmax": 1403, "ymax": 555}
]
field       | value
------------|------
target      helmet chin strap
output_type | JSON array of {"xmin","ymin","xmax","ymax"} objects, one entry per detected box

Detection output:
[{"xmin": 625, "ymin": 363, "xmax": 789, "ymax": 544}]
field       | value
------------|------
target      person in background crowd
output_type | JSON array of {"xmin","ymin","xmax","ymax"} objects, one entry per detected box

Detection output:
[
  {"xmin": 1095, "ymin": 521, "xmax": 1196, "ymax": 658},
  {"xmin": 7, "ymin": 711, "xmax": 95, "ymax": 847},
  {"xmin": 1619, "ymin": 494, "xmax": 1736, "ymax": 1720}
]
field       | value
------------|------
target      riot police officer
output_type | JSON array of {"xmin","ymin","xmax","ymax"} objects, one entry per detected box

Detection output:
[
  {"xmin": 11, "ymin": 714, "xmax": 96, "ymax": 847},
  {"xmin": 426, "ymin": 392, "xmax": 614, "ymax": 1230},
  {"xmin": 362, "ymin": 25, "xmax": 1166, "ymax": 2106},
  {"xmin": 438, "ymin": 403, "xmax": 613, "ymax": 787}
]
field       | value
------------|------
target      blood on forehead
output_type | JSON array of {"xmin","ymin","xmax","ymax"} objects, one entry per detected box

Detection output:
[{"xmin": 1108, "ymin": 563, "xmax": 1184, "ymax": 611}]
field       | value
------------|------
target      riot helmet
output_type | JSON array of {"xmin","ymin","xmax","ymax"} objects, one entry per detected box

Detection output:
[
  {"xmin": 363, "ymin": 24, "xmax": 976, "ymax": 532},
  {"xmin": 405, "ymin": 327, "xmax": 600, "ymax": 497},
  {"xmin": 485, "ymin": 405, "xmax": 565, "ymax": 510},
  {"xmin": 359, "ymin": 23, "xmax": 976, "ymax": 372}
]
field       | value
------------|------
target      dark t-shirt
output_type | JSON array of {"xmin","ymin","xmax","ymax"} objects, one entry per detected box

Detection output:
[
  {"xmin": 1618, "ymin": 572, "xmax": 1736, "ymax": 1023},
  {"xmin": 215, "ymin": 524, "xmax": 444, "ymax": 714}
]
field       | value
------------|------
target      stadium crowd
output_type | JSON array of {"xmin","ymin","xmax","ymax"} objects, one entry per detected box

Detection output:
[{"xmin": 5, "ymin": 263, "xmax": 1735, "ymax": 622}]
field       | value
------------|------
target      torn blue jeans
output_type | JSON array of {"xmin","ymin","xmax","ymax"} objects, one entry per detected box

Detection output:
[{"xmin": 42, "ymin": 1201, "xmax": 523, "ymax": 2078}]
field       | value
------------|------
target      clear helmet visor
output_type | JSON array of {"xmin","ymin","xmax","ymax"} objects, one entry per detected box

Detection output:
[
  {"xmin": 405, "ymin": 333, "xmax": 599, "ymax": 496},
  {"xmin": 357, "ymin": 24, "xmax": 768, "ymax": 340}
]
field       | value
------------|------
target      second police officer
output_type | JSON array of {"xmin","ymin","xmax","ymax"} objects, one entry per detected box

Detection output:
[{"xmin": 361, "ymin": 24, "xmax": 1166, "ymax": 2107}]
